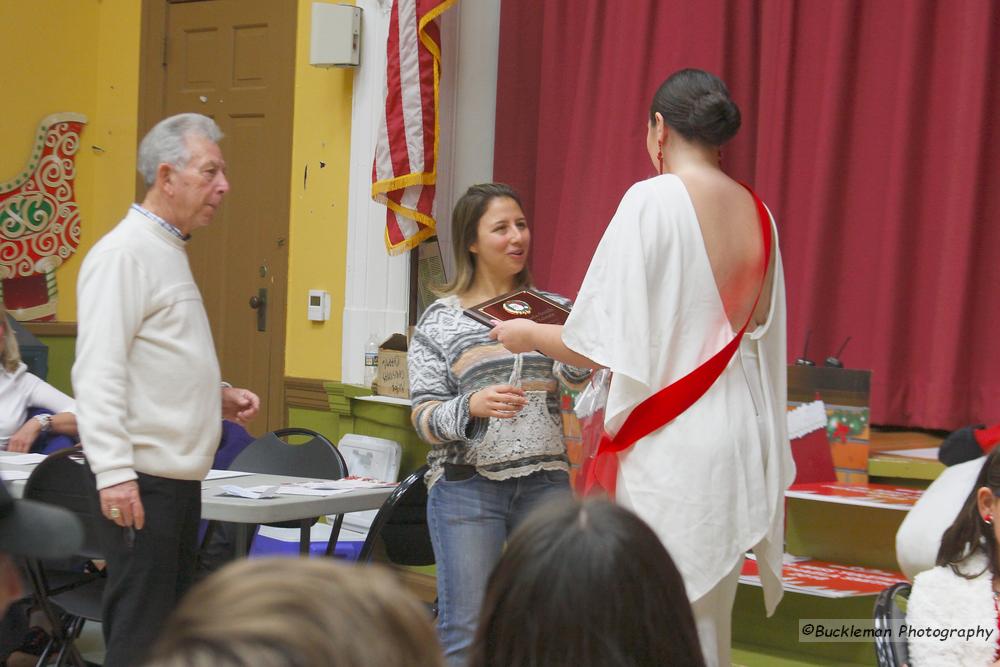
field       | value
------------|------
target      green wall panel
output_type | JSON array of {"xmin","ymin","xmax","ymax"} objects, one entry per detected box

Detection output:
[
  {"xmin": 287, "ymin": 406, "xmax": 341, "ymax": 443},
  {"xmin": 37, "ymin": 335, "xmax": 75, "ymax": 396}
]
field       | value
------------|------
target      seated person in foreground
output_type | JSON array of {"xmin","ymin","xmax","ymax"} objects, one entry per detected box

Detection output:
[
  {"xmin": 907, "ymin": 447, "xmax": 1000, "ymax": 666},
  {"xmin": 897, "ymin": 421, "xmax": 999, "ymax": 578},
  {"xmin": 469, "ymin": 497, "xmax": 706, "ymax": 667},
  {"xmin": 897, "ymin": 456, "xmax": 984, "ymax": 579},
  {"xmin": 145, "ymin": 557, "xmax": 445, "ymax": 667},
  {"xmin": 0, "ymin": 481, "xmax": 84, "ymax": 664},
  {"xmin": 0, "ymin": 306, "xmax": 77, "ymax": 453}
]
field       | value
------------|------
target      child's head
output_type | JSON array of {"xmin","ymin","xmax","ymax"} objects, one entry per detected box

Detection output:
[{"xmin": 938, "ymin": 447, "xmax": 1000, "ymax": 577}]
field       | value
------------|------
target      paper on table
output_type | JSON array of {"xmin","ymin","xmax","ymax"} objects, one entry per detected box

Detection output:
[
  {"xmin": 303, "ymin": 478, "xmax": 397, "ymax": 490},
  {"xmin": 217, "ymin": 485, "xmax": 280, "ymax": 500},
  {"xmin": 274, "ymin": 485, "xmax": 351, "ymax": 497},
  {"xmin": 0, "ymin": 453, "xmax": 47, "ymax": 465},
  {"xmin": 1, "ymin": 470, "xmax": 31, "ymax": 481},
  {"xmin": 204, "ymin": 469, "xmax": 255, "ymax": 480}
]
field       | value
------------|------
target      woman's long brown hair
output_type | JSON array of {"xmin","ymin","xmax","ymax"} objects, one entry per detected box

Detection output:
[
  {"xmin": 436, "ymin": 183, "xmax": 532, "ymax": 297},
  {"xmin": 936, "ymin": 447, "xmax": 1000, "ymax": 578}
]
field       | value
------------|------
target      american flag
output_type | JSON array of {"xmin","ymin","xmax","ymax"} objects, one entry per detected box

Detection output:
[{"xmin": 372, "ymin": 0, "xmax": 456, "ymax": 255}]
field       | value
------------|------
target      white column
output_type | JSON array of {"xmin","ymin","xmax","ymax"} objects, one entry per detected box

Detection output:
[
  {"xmin": 436, "ymin": 0, "xmax": 501, "ymax": 280},
  {"xmin": 342, "ymin": 0, "xmax": 409, "ymax": 383},
  {"xmin": 341, "ymin": 0, "xmax": 501, "ymax": 382}
]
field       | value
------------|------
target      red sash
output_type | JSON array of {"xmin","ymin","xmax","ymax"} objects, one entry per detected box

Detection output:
[{"xmin": 580, "ymin": 183, "xmax": 773, "ymax": 497}]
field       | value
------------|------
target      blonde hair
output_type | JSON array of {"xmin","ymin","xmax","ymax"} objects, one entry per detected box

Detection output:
[
  {"xmin": 147, "ymin": 558, "xmax": 444, "ymax": 667},
  {"xmin": 0, "ymin": 305, "xmax": 21, "ymax": 373},
  {"xmin": 437, "ymin": 183, "xmax": 532, "ymax": 296}
]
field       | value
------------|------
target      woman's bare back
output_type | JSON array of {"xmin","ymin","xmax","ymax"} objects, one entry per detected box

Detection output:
[{"xmin": 675, "ymin": 168, "xmax": 774, "ymax": 332}]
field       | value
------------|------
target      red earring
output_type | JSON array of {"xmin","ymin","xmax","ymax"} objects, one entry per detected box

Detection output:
[
  {"xmin": 657, "ymin": 140, "xmax": 664, "ymax": 175},
  {"xmin": 985, "ymin": 514, "xmax": 993, "ymax": 525}
]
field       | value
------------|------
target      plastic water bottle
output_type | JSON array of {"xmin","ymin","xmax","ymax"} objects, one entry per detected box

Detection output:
[{"xmin": 363, "ymin": 335, "xmax": 379, "ymax": 387}]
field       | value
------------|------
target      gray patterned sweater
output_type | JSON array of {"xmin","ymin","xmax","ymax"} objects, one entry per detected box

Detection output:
[{"xmin": 408, "ymin": 292, "xmax": 590, "ymax": 488}]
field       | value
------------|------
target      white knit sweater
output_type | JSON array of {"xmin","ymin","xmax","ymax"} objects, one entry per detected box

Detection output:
[
  {"xmin": 907, "ymin": 551, "xmax": 999, "ymax": 666},
  {"xmin": 73, "ymin": 208, "xmax": 222, "ymax": 489}
]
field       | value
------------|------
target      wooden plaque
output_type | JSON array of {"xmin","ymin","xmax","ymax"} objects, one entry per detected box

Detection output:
[{"xmin": 464, "ymin": 289, "xmax": 570, "ymax": 328}]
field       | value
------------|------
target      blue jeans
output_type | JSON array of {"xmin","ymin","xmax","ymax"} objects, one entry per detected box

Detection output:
[{"xmin": 427, "ymin": 469, "xmax": 570, "ymax": 666}]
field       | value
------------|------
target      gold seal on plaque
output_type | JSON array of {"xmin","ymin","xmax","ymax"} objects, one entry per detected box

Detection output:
[{"xmin": 501, "ymin": 299, "xmax": 533, "ymax": 317}]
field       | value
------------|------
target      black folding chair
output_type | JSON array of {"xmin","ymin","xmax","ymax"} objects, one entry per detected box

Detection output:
[
  {"xmin": 354, "ymin": 465, "xmax": 436, "ymax": 615},
  {"xmin": 873, "ymin": 581, "xmax": 911, "ymax": 667},
  {"xmin": 357, "ymin": 465, "xmax": 433, "ymax": 565},
  {"xmin": 201, "ymin": 427, "xmax": 349, "ymax": 557},
  {"xmin": 21, "ymin": 449, "xmax": 112, "ymax": 667}
]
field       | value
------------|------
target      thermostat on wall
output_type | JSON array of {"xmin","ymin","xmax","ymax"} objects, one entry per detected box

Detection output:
[{"xmin": 308, "ymin": 289, "xmax": 331, "ymax": 321}]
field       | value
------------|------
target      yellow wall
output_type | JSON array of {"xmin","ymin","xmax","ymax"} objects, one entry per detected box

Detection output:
[
  {"xmin": 283, "ymin": 0, "xmax": 354, "ymax": 380},
  {"xmin": 2, "ymin": 0, "xmax": 351, "ymax": 382},
  {"xmin": 0, "ymin": 0, "xmax": 140, "ymax": 322}
]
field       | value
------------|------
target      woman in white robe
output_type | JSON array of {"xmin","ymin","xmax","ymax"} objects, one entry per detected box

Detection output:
[{"xmin": 491, "ymin": 68, "xmax": 794, "ymax": 667}]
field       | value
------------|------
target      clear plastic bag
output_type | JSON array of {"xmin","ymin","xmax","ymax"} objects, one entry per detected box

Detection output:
[
  {"xmin": 573, "ymin": 368, "xmax": 610, "ymax": 421},
  {"xmin": 573, "ymin": 368, "xmax": 611, "ymax": 495}
]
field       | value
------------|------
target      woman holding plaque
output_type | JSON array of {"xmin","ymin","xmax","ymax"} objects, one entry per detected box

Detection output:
[
  {"xmin": 491, "ymin": 69, "xmax": 793, "ymax": 667},
  {"xmin": 407, "ymin": 183, "xmax": 591, "ymax": 665}
]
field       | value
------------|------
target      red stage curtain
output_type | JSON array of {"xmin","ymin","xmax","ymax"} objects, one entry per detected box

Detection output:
[{"xmin": 494, "ymin": 0, "xmax": 1000, "ymax": 430}]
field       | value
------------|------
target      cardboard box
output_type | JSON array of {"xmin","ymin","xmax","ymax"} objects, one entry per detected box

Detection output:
[{"xmin": 373, "ymin": 333, "xmax": 410, "ymax": 398}]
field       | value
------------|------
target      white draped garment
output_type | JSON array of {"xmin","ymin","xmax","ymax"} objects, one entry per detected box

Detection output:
[{"xmin": 563, "ymin": 174, "xmax": 794, "ymax": 613}]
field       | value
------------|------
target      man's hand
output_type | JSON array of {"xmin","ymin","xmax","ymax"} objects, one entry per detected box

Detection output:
[
  {"xmin": 7, "ymin": 419, "xmax": 41, "ymax": 453},
  {"xmin": 489, "ymin": 318, "xmax": 540, "ymax": 354},
  {"xmin": 100, "ymin": 480, "xmax": 145, "ymax": 529},
  {"xmin": 222, "ymin": 387, "xmax": 260, "ymax": 424},
  {"xmin": 469, "ymin": 384, "xmax": 528, "ymax": 419}
]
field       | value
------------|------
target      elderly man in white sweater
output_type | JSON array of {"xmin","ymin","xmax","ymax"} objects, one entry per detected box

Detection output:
[{"xmin": 72, "ymin": 113, "xmax": 259, "ymax": 667}]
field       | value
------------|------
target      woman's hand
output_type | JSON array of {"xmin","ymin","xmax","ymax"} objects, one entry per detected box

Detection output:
[
  {"xmin": 489, "ymin": 319, "xmax": 540, "ymax": 354},
  {"xmin": 7, "ymin": 419, "xmax": 41, "ymax": 453},
  {"xmin": 469, "ymin": 384, "xmax": 528, "ymax": 419}
]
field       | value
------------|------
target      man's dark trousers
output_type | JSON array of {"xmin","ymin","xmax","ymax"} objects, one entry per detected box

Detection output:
[{"xmin": 99, "ymin": 473, "xmax": 200, "ymax": 667}]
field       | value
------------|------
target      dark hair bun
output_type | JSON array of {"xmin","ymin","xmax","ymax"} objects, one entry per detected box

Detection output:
[
  {"xmin": 688, "ymin": 91, "xmax": 741, "ymax": 145},
  {"xmin": 650, "ymin": 69, "xmax": 742, "ymax": 147}
]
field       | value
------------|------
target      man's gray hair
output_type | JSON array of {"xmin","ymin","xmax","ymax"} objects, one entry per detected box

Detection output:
[{"xmin": 137, "ymin": 113, "xmax": 223, "ymax": 186}]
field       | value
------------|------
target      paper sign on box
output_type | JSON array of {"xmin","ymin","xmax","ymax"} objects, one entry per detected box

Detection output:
[{"xmin": 373, "ymin": 333, "xmax": 410, "ymax": 399}]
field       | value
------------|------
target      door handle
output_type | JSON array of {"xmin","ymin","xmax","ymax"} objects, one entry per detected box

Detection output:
[{"xmin": 249, "ymin": 288, "xmax": 267, "ymax": 332}]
